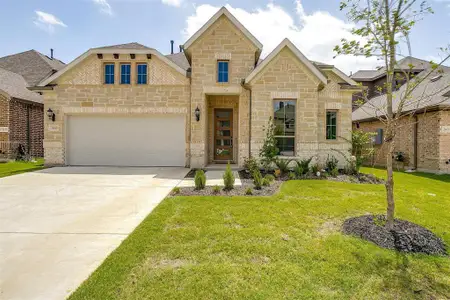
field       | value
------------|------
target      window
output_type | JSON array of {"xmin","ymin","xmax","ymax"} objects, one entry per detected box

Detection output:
[
  {"xmin": 120, "ymin": 64, "xmax": 131, "ymax": 84},
  {"xmin": 104, "ymin": 64, "xmax": 115, "ymax": 84},
  {"xmin": 136, "ymin": 64, "xmax": 148, "ymax": 84},
  {"xmin": 326, "ymin": 111, "xmax": 337, "ymax": 140},
  {"xmin": 273, "ymin": 100, "xmax": 295, "ymax": 156},
  {"xmin": 217, "ymin": 61, "xmax": 229, "ymax": 83}
]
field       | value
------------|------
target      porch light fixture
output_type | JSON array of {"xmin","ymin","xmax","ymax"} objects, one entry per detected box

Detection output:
[
  {"xmin": 195, "ymin": 106, "xmax": 200, "ymax": 122},
  {"xmin": 47, "ymin": 108, "xmax": 55, "ymax": 122}
]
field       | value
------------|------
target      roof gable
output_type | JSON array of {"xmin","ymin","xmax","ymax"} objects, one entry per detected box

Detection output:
[
  {"xmin": 245, "ymin": 39, "xmax": 327, "ymax": 85},
  {"xmin": 182, "ymin": 7, "xmax": 262, "ymax": 52}
]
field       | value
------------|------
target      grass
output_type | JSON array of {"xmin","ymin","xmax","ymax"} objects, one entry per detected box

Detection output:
[
  {"xmin": 69, "ymin": 168, "xmax": 450, "ymax": 300},
  {"xmin": 0, "ymin": 158, "xmax": 45, "ymax": 178}
]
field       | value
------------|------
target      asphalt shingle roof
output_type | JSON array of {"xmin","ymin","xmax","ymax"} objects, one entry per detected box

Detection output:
[
  {"xmin": 92, "ymin": 42, "xmax": 153, "ymax": 50},
  {"xmin": 352, "ymin": 66, "xmax": 450, "ymax": 121},
  {"xmin": 0, "ymin": 68, "xmax": 43, "ymax": 103},
  {"xmin": 165, "ymin": 52, "xmax": 190, "ymax": 71},
  {"xmin": 0, "ymin": 50, "xmax": 65, "ymax": 87}
]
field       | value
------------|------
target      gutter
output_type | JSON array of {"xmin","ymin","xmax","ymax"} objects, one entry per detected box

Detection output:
[{"xmin": 240, "ymin": 79, "xmax": 252, "ymax": 158}]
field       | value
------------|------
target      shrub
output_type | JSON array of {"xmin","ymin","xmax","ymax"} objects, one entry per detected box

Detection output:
[
  {"xmin": 330, "ymin": 167, "xmax": 339, "ymax": 177},
  {"xmin": 243, "ymin": 156, "xmax": 259, "ymax": 175},
  {"xmin": 274, "ymin": 157, "xmax": 293, "ymax": 174},
  {"xmin": 274, "ymin": 169, "xmax": 281, "ymax": 178},
  {"xmin": 294, "ymin": 165, "xmax": 304, "ymax": 178},
  {"xmin": 223, "ymin": 163, "xmax": 235, "ymax": 190},
  {"xmin": 259, "ymin": 117, "xmax": 279, "ymax": 171},
  {"xmin": 288, "ymin": 172, "xmax": 296, "ymax": 180},
  {"xmin": 352, "ymin": 130, "xmax": 377, "ymax": 173},
  {"xmin": 194, "ymin": 170, "xmax": 206, "ymax": 190},
  {"xmin": 262, "ymin": 178, "xmax": 270, "ymax": 186},
  {"xmin": 264, "ymin": 174, "xmax": 275, "ymax": 183},
  {"xmin": 172, "ymin": 187, "xmax": 180, "ymax": 194},
  {"xmin": 253, "ymin": 169, "xmax": 263, "ymax": 190},
  {"xmin": 212, "ymin": 185, "xmax": 221, "ymax": 194},
  {"xmin": 325, "ymin": 155, "xmax": 339, "ymax": 172},
  {"xmin": 296, "ymin": 157, "xmax": 313, "ymax": 175},
  {"xmin": 311, "ymin": 164, "xmax": 320, "ymax": 174},
  {"xmin": 245, "ymin": 187, "xmax": 253, "ymax": 195}
]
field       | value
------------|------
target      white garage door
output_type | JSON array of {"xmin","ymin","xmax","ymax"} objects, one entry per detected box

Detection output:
[{"xmin": 66, "ymin": 115, "xmax": 185, "ymax": 166}]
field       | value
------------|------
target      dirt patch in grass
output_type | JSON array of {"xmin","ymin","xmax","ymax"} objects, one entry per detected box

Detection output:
[{"xmin": 342, "ymin": 215, "xmax": 447, "ymax": 255}]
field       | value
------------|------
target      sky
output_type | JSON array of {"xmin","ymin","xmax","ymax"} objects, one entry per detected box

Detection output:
[{"xmin": 1, "ymin": 0, "xmax": 449, "ymax": 75}]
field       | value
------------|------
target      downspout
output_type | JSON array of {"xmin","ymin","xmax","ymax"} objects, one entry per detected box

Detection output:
[
  {"xmin": 27, "ymin": 104, "xmax": 31, "ymax": 156},
  {"xmin": 240, "ymin": 79, "xmax": 252, "ymax": 158},
  {"xmin": 414, "ymin": 115, "xmax": 418, "ymax": 170}
]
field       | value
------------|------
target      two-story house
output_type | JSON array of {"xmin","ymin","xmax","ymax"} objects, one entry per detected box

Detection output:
[{"xmin": 36, "ymin": 7, "xmax": 360, "ymax": 168}]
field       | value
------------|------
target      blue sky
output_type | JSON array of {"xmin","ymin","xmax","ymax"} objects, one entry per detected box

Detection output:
[{"xmin": 1, "ymin": 0, "xmax": 449, "ymax": 74}]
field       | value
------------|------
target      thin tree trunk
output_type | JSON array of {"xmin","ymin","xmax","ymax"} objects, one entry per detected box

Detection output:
[{"xmin": 385, "ymin": 123, "xmax": 395, "ymax": 230}]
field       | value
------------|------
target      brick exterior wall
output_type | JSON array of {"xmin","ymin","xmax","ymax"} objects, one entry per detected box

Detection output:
[
  {"xmin": 43, "ymin": 53, "xmax": 190, "ymax": 166},
  {"xmin": 0, "ymin": 94, "xmax": 9, "ymax": 143},
  {"xmin": 356, "ymin": 109, "xmax": 450, "ymax": 173}
]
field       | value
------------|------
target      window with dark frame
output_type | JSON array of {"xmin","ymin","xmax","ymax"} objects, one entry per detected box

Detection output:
[
  {"xmin": 120, "ymin": 64, "xmax": 131, "ymax": 84},
  {"xmin": 104, "ymin": 64, "xmax": 115, "ymax": 84},
  {"xmin": 326, "ymin": 111, "xmax": 337, "ymax": 140},
  {"xmin": 136, "ymin": 63, "xmax": 148, "ymax": 84},
  {"xmin": 217, "ymin": 61, "xmax": 229, "ymax": 83},
  {"xmin": 273, "ymin": 100, "xmax": 295, "ymax": 156}
]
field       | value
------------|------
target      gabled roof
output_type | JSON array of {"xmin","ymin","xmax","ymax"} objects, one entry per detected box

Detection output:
[
  {"xmin": 351, "ymin": 56, "xmax": 431, "ymax": 81},
  {"xmin": 352, "ymin": 66, "xmax": 450, "ymax": 122},
  {"xmin": 0, "ymin": 68, "xmax": 43, "ymax": 103},
  {"xmin": 182, "ymin": 7, "xmax": 263, "ymax": 52},
  {"xmin": 245, "ymin": 39, "xmax": 327, "ymax": 85},
  {"xmin": 0, "ymin": 49, "xmax": 65, "ymax": 87},
  {"xmin": 38, "ymin": 43, "xmax": 187, "ymax": 86}
]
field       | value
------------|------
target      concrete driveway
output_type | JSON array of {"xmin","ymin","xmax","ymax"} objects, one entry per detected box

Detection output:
[{"xmin": 0, "ymin": 166, "xmax": 188, "ymax": 300}]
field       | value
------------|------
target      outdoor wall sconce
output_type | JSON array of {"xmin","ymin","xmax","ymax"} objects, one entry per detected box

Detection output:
[
  {"xmin": 195, "ymin": 106, "xmax": 200, "ymax": 122},
  {"xmin": 47, "ymin": 108, "xmax": 55, "ymax": 122}
]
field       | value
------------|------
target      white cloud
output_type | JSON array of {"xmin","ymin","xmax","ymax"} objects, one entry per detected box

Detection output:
[
  {"xmin": 162, "ymin": 0, "xmax": 183, "ymax": 7},
  {"xmin": 33, "ymin": 11, "xmax": 67, "ymax": 34},
  {"xmin": 182, "ymin": 1, "xmax": 381, "ymax": 75},
  {"xmin": 92, "ymin": 0, "xmax": 113, "ymax": 16}
]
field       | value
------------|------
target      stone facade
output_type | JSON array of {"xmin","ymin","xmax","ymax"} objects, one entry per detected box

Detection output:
[
  {"xmin": 0, "ymin": 94, "xmax": 44, "ymax": 158},
  {"xmin": 356, "ymin": 110, "xmax": 450, "ymax": 174}
]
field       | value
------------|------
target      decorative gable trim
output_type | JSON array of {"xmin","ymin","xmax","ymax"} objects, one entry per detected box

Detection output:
[
  {"xmin": 245, "ymin": 38, "xmax": 327, "ymax": 85},
  {"xmin": 38, "ymin": 48, "xmax": 187, "ymax": 86},
  {"xmin": 182, "ymin": 7, "xmax": 263, "ymax": 51}
]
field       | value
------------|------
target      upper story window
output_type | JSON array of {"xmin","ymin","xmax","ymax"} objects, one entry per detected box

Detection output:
[
  {"xmin": 104, "ymin": 64, "xmax": 115, "ymax": 84},
  {"xmin": 120, "ymin": 64, "xmax": 131, "ymax": 84},
  {"xmin": 137, "ymin": 63, "xmax": 148, "ymax": 85},
  {"xmin": 217, "ymin": 61, "xmax": 229, "ymax": 83},
  {"xmin": 326, "ymin": 111, "xmax": 337, "ymax": 140},
  {"xmin": 273, "ymin": 100, "xmax": 296, "ymax": 156}
]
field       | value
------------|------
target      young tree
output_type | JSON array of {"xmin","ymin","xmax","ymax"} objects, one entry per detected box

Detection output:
[{"xmin": 335, "ymin": 0, "xmax": 449, "ymax": 229}]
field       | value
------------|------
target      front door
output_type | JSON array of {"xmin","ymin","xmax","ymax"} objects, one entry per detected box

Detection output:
[{"xmin": 214, "ymin": 109, "xmax": 233, "ymax": 161}]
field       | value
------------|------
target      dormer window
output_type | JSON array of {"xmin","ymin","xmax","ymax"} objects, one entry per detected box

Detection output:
[
  {"xmin": 217, "ymin": 61, "xmax": 229, "ymax": 83},
  {"xmin": 120, "ymin": 63, "xmax": 131, "ymax": 84}
]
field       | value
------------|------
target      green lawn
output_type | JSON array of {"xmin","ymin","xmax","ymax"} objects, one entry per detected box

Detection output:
[
  {"xmin": 69, "ymin": 168, "xmax": 450, "ymax": 300},
  {"xmin": 0, "ymin": 158, "xmax": 45, "ymax": 178}
]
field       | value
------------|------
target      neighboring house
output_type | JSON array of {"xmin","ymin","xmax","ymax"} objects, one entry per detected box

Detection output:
[
  {"xmin": 0, "ymin": 50, "xmax": 65, "ymax": 158},
  {"xmin": 36, "ymin": 7, "xmax": 361, "ymax": 168},
  {"xmin": 351, "ymin": 56, "xmax": 431, "ymax": 110},
  {"xmin": 353, "ymin": 66, "xmax": 450, "ymax": 174}
]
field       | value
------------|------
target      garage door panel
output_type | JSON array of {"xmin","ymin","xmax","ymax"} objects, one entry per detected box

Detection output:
[{"xmin": 67, "ymin": 115, "xmax": 185, "ymax": 166}]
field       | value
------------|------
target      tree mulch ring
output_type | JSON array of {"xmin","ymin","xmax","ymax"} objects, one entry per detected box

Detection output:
[{"xmin": 342, "ymin": 215, "xmax": 447, "ymax": 256}]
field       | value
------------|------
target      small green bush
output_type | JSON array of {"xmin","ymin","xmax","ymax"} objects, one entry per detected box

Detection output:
[
  {"xmin": 194, "ymin": 170, "xmax": 206, "ymax": 190},
  {"xmin": 245, "ymin": 187, "xmax": 253, "ymax": 195},
  {"xmin": 264, "ymin": 174, "xmax": 275, "ymax": 183},
  {"xmin": 223, "ymin": 163, "xmax": 235, "ymax": 190},
  {"xmin": 243, "ymin": 156, "xmax": 259, "ymax": 175},
  {"xmin": 274, "ymin": 157, "xmax": 292, "ymax": 174},
  {"xmin": 262, "ymin": 178, "xmax": 270, "ymax": 186},
  {"xmin": 288, "ymin": 172, "xmax": 296, "ymax": 180},
  {"xmin": 294, "ymin": 165, "xmax": 304, "ymax": 178},
  {"xmin": 296, "ymin": 157, "xmax": 312, "ymax": 175},
  {"xmin": 212, "ymin": 185, "xmax": 221, "ymax": 194},
  {"xmin": 172, "ymin": 187, "xmax": 180, "ymax": 194},
  {"xmin": 311, "ymin": 164, "xmax": 320, "ymax": 174},
  {"xmin": 253, "ymin": 169, "xmax": 263, "ymax": 190},
  {"xmin": 330, "ymin": 167, "xmax": 339, "ymax": 177},
  {"xmin": 325, "ymin": 155, "xmax": 339, "ymax": 172}
]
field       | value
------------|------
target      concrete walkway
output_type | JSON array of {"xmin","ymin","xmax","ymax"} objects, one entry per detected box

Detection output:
[
  {"xmin": 0, "ymin": 167, "xmax": 188, "ymax": 300},
  {"xmin": 177, "ymin": 170, "xmax": 242, "ymax": 188}
]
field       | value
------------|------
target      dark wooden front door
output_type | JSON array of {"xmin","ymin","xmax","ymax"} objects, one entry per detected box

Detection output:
[{"xmin": 214, "ymin": 109, "xmax": 233, "ymax": 161}]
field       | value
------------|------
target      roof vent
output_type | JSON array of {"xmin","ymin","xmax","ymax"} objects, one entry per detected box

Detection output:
[
  {"xmin": 430, "ymin": 74, "xmax": 442, "ymax": 82},
  {"xmin": 50, "ymin": 48, "xmax": 54, "ymax": 59}
]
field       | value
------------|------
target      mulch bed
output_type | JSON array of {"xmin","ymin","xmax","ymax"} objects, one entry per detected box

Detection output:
[{"xmin": 342, "ymin": 215, "xmax": 447, "ymax": 255}]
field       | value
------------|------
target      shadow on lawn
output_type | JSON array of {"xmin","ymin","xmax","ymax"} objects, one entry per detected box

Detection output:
[{"xmin": 407, "ymin": 172, "xmax": 450, "ymax": 183}]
